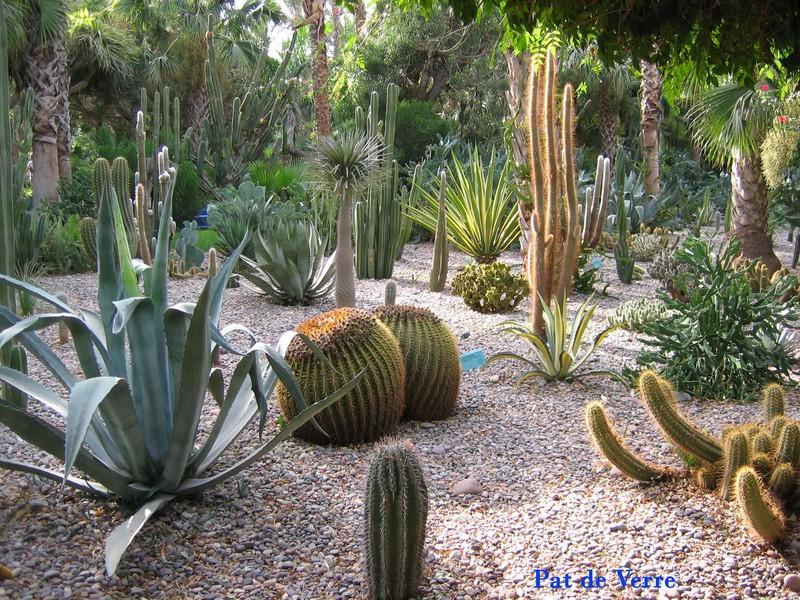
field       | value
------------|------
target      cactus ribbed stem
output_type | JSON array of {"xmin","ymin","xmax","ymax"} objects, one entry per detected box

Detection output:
[
  {"xmin": 768, "ymin": 463, "xmax": 795, "ymax": 500},
  {"xmin": 134, "ymin": 184, "xmax": 151, "ymax": 265},
  {"xmin": 364, "ymin": 443, "xmax": 428, "ymax": 600},
  {"xmin": 752, "ymin": 431, "xmax": 774, "ymax": 456},
  {"xmin": 769, "ymin": 416, "xmax": 788, "ymax": 441},
  {"xmin": 775, "ymin": 423, "xmax": 800, "ymax": 467},
  {"xmin": 719, "ymin": 431, "xmax": 749, "ymax": 501},
  {"xmin": 79, "ymin": 217, "xmax": 97, "ymax": 265},
  {"xmin": 763, "ymin": 383, "xmax": 785, "ymax": 423},
  {"xmin": 429, "ymin": 170, "xmax": 449, "ymax": 292},
  {"xmin": 638, "ymin": 371, "xmax": 722, "ymax": 465},
  {"xmin": 751, "ymin": 452, "xmax": 775, "ymax": 480},
  {"xmin": 384, "ymin": 280, "xmax": 396, "ymax": 306},
  {"xmin": 585, "ymin": 401, "xmax": 671, "ymax": 482},
  {"xmin": 735, "ymin": 466, "xmax": 785, "ymax": 544},
  {"xmin": 583, "ymin": 155, "xmax": 611, "ymax": 248}
]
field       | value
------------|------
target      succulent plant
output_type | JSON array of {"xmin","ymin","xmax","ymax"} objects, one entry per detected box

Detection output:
[
  {"xmin": 173, "ymin": 221, "xmax": 205, "ymax": 271},
  {"xmin": 429, "ymin": 170, "xmax": 449, "ymax": 292},
  {"xmin": 384, "ymin": 280, "xmax": 397, "ymax": 306},
  {"xmin": 451, "ymin": 262, "xmax": 528, "ymax": 314},
  {"xmin": 629, "ymin": 232, "xmax": 668, "ymax": 261},
  {"xmin": 607, "ymin": 297, "xmax": 671, "ymax": 332},
  {"xmin": 586, "ymin": 370, "xmax": 800, "ymax": 545},
  {"xmin": 364, "ymin": 442, "xmax": 428, "ymax": 600},
  {"xmin": 373, "ymin": 305, "xmax": 461, "ymax": 421},
  {"xmin": 276, "ymin": 308, "xmax": 406, "ymax": 445}
]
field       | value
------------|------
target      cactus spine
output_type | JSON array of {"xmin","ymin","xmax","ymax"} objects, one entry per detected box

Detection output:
[
  {"xmin": 735, "ymin": 467, "xmax": 785, "ymax": 544},
  {"xmin": 582, "ymin": 155, "xmax": 611, "ymax": 248},
  {"xmin": 384, "ymin": 280, "xmax": 396, "ymax": 306},
  {"xmin": 364, "ymin": 443, "xmax": 428, "ymax": 600},
  {"xmin": 373, "ymin": 305, "xmax": 461, "ymax": 421},
  {"xmin": 523, "ymin": 51, "xmax": 581, "ymax": 334},
  {"xmin": 719, "ymin": 431, "xmax": 749, "ymax": 500},
  {"xmin": 585, "ymin": 402, "xmax": 671, "ymax": 482},
  {"xmin": 429, "ymin": 170, "xmax": 449, "ymax": 292}
]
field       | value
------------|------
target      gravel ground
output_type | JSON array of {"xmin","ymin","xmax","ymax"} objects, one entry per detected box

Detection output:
[{"xmin": 2, "ymin": 231, "xmax": 800, "ymax": 599}]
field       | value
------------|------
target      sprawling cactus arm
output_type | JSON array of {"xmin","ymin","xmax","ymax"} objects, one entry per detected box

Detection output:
[
  {"xmin": 719, "ymin": 431, "xmax": 749, "ymax": 501},
  {"xmin": 763, "ymin": 383, "xmax": 786, "ymax": 423},
  {"xmin": 735, "ymin": 467, "xmax": 786, "ymax": 544},
  {"xmin": 775, "ymin": 423, "xmax": 800, "ymax": 466},
  {"xmin": 585, "ymin": 402, "xmax": 672, "ymax": 482},
  {"xmin": 768, "ymin": 463, "xmax": 795, "ymax": 500},
  {"xmin": 638, "ymin": 371, "xmax": 723, "ymax": 465},
  {"xmin": 429, "ymin": 170, "xmax": 449, "ymax": 292},
  {"xmin": 364, "ymin": 443, "xmax": 428, "ymax": 600}
]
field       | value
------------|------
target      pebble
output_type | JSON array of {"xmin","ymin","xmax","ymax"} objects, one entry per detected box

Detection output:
[
  {"xmin": 784, "ymin": 574, "xmax": 800, "ymax": 592},
  {"xmin": 451, "ymin": 478, "xmax": 482, "ymax": 495}
]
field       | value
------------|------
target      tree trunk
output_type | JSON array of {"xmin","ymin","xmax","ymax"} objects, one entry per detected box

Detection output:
[
  {"xmin": 640, "ymin": 60, "xmax": 662, "ymax": 196},
  {"xmin": 186, "ymin": 85, "xmax": 209, "ymax": 152},
  {"xmin": 26, "ymin": 32, "xmax": 69, "ymax": 205},
  {"xmin": 353, "ymin": 2, "xmax": 366, "ymax": 38},
  {"xmin": 304, "ymin": 0, "xmax": 332, "ymax": 138},
  {"xmin": 598, "ymin": 85, "xmax": 618, "ymax": 162},
  {"xmin": 335, "ymin": 193, "xmax": 355, "ymax": 307},
  {"xmin": 730, "ymin": 148, "xmax": 780, "ymax": 272},
  {"xmin": 331, "ymin": 2, "xmax": 342, "ymax": 56},
  {"xmin": 53, "ymin": 34, "xmax": 71, "ymax": 181}
]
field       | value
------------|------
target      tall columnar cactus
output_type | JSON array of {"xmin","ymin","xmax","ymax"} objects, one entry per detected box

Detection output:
[
  {"xmin": 582, "ymin": 155, "xmax": 611, "ymax": 248},
  {"xmin": 79, "ymin": 217, "xmax": 97, "ymax": 265},
  {"xmin": 429, "ymin": 170, "xmax": 449, "ymax": 292},
  {"xmin": 354, "ymin": 83, "xmax": 411, "ymax": 280},
  {"xmin": 524, "ymin": 51, "xmax": 581, "ymax": 334},
  {"xmin": 763, "ymin": 383, "xmax": 785, "ymax": 422},
  {"xmin": 207, "ymin": 248, "xmax": 218, "ymax": 279},
  {"xmin": 614, "ymin": 191, "xmax": 635, "ymax": 284},
  {"xmin": 0, "ymin": 2, "xmax": 13, "ymax": 314},
  {"xmin": 384, "ymin": 280, "xmax": 397, "ymax": 306},
  {"xmin": 719, "ymin": 431, "xmax": 749, "ymax": 500},
  {"xmin": 373, "ymin": 305, "xmax": 461, "ymax": 421},
  {"xmin": 276, "ymin": 308, "xmax": 405, "ymax": 445},
  {"xmin": 364, "ymin": 442, "xmax": 429, "ymax": 600},
  {"xmin": 111, "ymin": 157, "xmax": 138, "ymax": 256}
]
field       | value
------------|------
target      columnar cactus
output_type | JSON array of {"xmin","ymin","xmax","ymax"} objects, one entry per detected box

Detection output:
[
  {"xmin": 735, "ymin": 467, "xmax": 785, "ymax": 544},
  {"xmin": 364, "ymin": 442, "xmax": 429, "ymax": 600},
  {"xmin": 430, "ymin": 170, "xmax": 449, "ymax": 292},
  {"xmin": 523, "ymin": 50, "xmax": 581, "ymax": 334},
  {"xmin": 384, "ymin": 280, "xmax": 397, "ymax": 306},
  {"xmin": 718, "ymin": 431, "xmax": 749, "ymax": 500},
  {"xmin": 373, "ymin": 305, "xmax": 461, "ymax": 421},
  {"xmin": 111, "ymin": 157, "xmax": 138, "ymax": 256},
  {"xmin": 582, "ymin": 155, "xmax": 611, "ymax": 248},
  {"xmin": 276, "ymin": 308, "xmax": 405, "ymax": 445},
  {"xmin": 614, "ymin": 191, "xmax": 635, "ymax": 284},
  {"xmin": 763, "ymin": 384, "xmax": 785, "ymax": 422},
  {"xmin": 207, "ymin": 248, "xmax": 218, "ymax": 279},
  {"xmin": 607, "ymin": 297, "xmax": 670, "ymax": 332}
]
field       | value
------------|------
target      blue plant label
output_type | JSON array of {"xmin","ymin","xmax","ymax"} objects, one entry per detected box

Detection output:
[
  {"xmin": 460, "ymin": 349, "xmax": 486, "ymax": 371},
  {"xmin": 591, "ymin": 257, "xmax": 603, "ymax": 270}
]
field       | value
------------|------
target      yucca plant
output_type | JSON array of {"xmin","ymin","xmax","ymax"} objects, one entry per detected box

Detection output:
[
  {"xmin": 240, "ymin": 217, "xmax": 335, "ymax": 305},
  {"xmin": 488, "ymin": 295, "xmax": 618, "ymax": 382},
  {"xmin": 0, "ymin": 153, "xmax": 362, "ymax": 576},
  {"xmin": 406, "ymin": 147, "xmax": 519, "ymax": 263}
]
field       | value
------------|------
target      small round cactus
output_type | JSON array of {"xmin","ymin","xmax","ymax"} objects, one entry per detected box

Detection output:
[{"xmin": 276, "ymin": 308, "xmax": 405, "ymax": 445}]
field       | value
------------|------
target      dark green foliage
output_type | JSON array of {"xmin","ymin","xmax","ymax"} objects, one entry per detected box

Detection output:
[
  {"xmin": 364, "ymin": 442, "xmax": 429, "ymax": 600},
  {"xmin": 573, "ymin": 249, "xmax": 606, "ymax": 294},
  {"xmin": 171, "ymin": 160, "xmax": 205, "ymax": 226},
  {"xmin": 248, "ymin": 162, "xmax": 307, "ymax": 204},
  {"xmin": 613, "ymin": 191, "xmax": 635, "ymax": 284},
  {"xmin": 40, "ymin": 215, "xmax": 93, "ymax": 274},
  {"xmin": 638, "ymin": 237, "xmax": 798, "ymax": 402},
  {"xmin": 56, "ymin": 161, "xmax": 95, "ymax": 218},
  {"xmin": 451, "ymin": 262, "xmax": 528, "ymax": 314},
  {"xmin": 373, "ymin": 305, "xmax": 461, "ymax": 421},
  {"xmin": 394, "ymin": 99, "xmax": 454, "ymax": 165}
]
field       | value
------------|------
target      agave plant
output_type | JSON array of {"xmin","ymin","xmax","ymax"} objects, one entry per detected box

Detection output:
[
  {"xmin": 487, "ymin": 295, "xmax": 618, "ymax": 382},
  {"xmin": 0, "ymin": 155, "xmax": 361, "ymax": 576},
  {"xmin": 406, "ymin": 147, "xmax": 519, "ymax": 263},
  {"xmin": 239, "ymin": 217, "xmax": 335, "ymax": 305}
]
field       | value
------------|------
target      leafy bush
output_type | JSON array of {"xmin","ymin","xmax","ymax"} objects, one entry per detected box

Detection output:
[
  {"xmin": 488, "ymin": 295, "xmax": 618, "ymax": 382},
  {"xmin": 39, "ymin": 214, "xmax": 93, "ymax": 274},
  {"xmin": 172, "ymin": 160, "xmax": 206, "ymax": 225},
  {"xmin": 394, "ymin": 99, "xmax": 453, "ymax": 165},
  {"xmin": 638, "ymin": 237, "xmax": 798, "ymax": 402},
  {"xmin": 451, "ymin": 262, "xmax": 527, "ymax": 313},
  {"xmin": 56, "ymin": 160, "xmax": 95, "ymax": 219}
]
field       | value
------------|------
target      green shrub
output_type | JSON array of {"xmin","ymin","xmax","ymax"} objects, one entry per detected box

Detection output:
[
  {"xmin": 39, "ymin": 214, "xmax": 93, "ymax": 274},
  {"xmin": 638, "ymin": 237, "xmax": 798, "ymax": 402},
  {"xmin": 172, "ymin": 160, "xmax": 206, "ymax": 225},
  {"xmin": 56, "ymin": 160, "xmax": 95, "ymax": 219},
  {"xmin": 394, "ymin": 99, "xmax": 454, "ymax": 164},
  {"xmin": 451, "ymin": 262, "xmax": 527, "ymax": 313}
]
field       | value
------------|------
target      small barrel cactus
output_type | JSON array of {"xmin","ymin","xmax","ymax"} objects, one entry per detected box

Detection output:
[
  {"xmin": 276, "ymin": 308, "xmax": 405, "ymax": 445},
  {"xmin": 364, "ymin": 442, "xmax": 429, "ymax": 600},
  {"xmin": 451, "ymin": 262, "xmax": 528, "ymax": 314},
  {"xmin": 373, "ymin": 305, "xmax": 460, "ymax": 421}
]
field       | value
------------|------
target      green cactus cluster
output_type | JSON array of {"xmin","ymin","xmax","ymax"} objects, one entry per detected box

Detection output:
[
  {"xmin": 452, "ymin": 262, "xmax": 528, "ymax": 314},
  {"xmin": 586, "ymin": 371, "xmax": 799, "ymax": 545},
  {"xmin": 607, "ymin": 297, "xmax": 671, "ymax": 332},
  {"xmin": 373, "ymin": 305, "xmax": 461, "ymax": 421},
  {"xmin": 276, "ymin": 308, "xmax": 406, "ymax": 445},
  {"xmin": 629, "ymin": 232, "xmax": 668, "ymax": 261},
  {"xmin": 364, "ymin": 442, "xmax": 429, "ymax": 600},
  {"xmin": 647, "ymin": 248, "xmax": 692, "ymax": 284}
]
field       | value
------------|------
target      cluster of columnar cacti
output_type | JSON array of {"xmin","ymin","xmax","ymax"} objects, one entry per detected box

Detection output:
[
  {"xmin": 607, "ymin": 297, "xmax": 671, "ymax": 332},
  {"xmin": 581, "ymin": 155, "xmax": 611, "ymax": 249},
  {"xmin": 276, "ymin": 308, "xmax": 406, "ymax": 445},
  {"xmin": 364, "ymin": 442, "xmax": 429, "ymax": 600},
  {"xmin": 629, "ymin": 232, "xmax": 668, "ymax": 261},
  {"xmin": 429, "ymin": 170, "xmax": 449, "ymax": 292},
  {"xmin": 732, "ymin": 258, "xmax": 800, "ymax": 301},
  {"xmin": 523, "ymin": 51, "xmax": 581, "ymax": 334},
  {"xmin": 586, "ymin": 370, "xmax": 800, "ymax": 545},
  {"xmin": 353, "ymin": 83, "xmax": 411, "ymax": 280},
  {"xmin": 373, "ymin": 306, "xmax": 461, "ymax": 421}
]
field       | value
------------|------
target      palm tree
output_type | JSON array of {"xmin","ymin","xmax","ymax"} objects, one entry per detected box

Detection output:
[
  {"xmin": 313, "ymin": 132, "xmax": 383, "ymax": 307},
  {"xmin": 301, "ymin": 0, "xmax": 331, "ymax": 137},
  {"xmin": 688, "ymin": 82, "xmax": 780, "ymax": 271},
  {"xmin": 640, "ymin": 60, "xmax": 662, "ymax": 195}
]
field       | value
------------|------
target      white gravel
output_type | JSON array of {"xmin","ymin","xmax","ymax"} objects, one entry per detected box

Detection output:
[{"xmin": 1, "ymin": 231, "xmax": 800, "ymax": 599}]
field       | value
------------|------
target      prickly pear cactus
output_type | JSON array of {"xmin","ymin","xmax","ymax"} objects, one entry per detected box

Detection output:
[
  {"xmin": 276, "ymin": 308, "xmax": 405, "ymax": 445},
  {"xmin": 373, "ymin": 305, "xmax": 460, "ymax": 421}
]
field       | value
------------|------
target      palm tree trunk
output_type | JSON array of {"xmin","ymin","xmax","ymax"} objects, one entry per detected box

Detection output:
[
  {"xmin": 730, "ymin": 148, "xmax": 780, "ymax": 273},
  {"xmin": 353, "ymin": 2, "xmax": 366, "ymax": 38},
  {"xmin": 331, "ymin": 2, "xmax": 342, "ymax": 56},
  {"xmin": 640, "ymin": 60, "xmax": 662, "ymax": 196},
  {"xmin": 598, "ymin": 85, "xmax": 618, "ymax": 162},
  {"xmin": 335, "ymin": 192, "xmax": 355, "ymax": 307},
  {"xmin": 53, "ymin": 34, "xmax": 71, "ymax": 181},
  {"xmin": 304, "ymin": 0, "xmax": 331, "ymax": 138}
]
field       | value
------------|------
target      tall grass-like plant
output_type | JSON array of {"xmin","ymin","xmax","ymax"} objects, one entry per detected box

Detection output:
[
  {"xmin": 0, "ymin": 153, "xmax": 362, "ymax": 576},
  {"xmin": 488, "ymin": 295, "xmax": 618, "ymax": 382},
  {"xmin": 406, "ymin": 147, "xmax": 519, "ymax": 263}
]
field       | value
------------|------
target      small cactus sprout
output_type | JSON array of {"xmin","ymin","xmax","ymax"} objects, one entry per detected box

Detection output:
[
  {"xmin": 364, "ymin": 442, "xmax": 429, "ymax": 600},
  {"xmin": 384, "ymin": 280, "xmax": 397, "ymax": 306},
  {"xmin": 55, "ymin": 293, "xmax": 70, "ymax": 345},
  {"xmin": 763, "ymin": 383, "xmax": 785, "ymax": 423},
  {"xmin": 207, "ymin": 248, "xmax": 218, "ymax": 279},
  {"xmin": 735, "ymin": 466, "xmax": 786, "ymax": 544}
]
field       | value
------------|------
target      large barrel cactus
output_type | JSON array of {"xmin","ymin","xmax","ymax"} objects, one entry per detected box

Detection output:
[
  {"xmin": 373, "ymin": 305, "xmax": 460, "ymax": 421},
  {"xmin": 364, "ymin": 442, "xmax": 429, "ymax": 600},
  {"xmin": 276, "ymin": 308, "xmax": 405, "ymax": 445}
]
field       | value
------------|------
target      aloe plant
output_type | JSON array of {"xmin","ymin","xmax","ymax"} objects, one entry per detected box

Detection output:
[
  {"xmin": 0, "ymin": 152, "xmax": 362, "ymax": 576},
  {"xmin": 488, "ymin": 295, "xmax": 618, "ymax": 382},
  {"xmin": 240, "ymin": 218, "xmax": 335, "ymax": 305}
]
